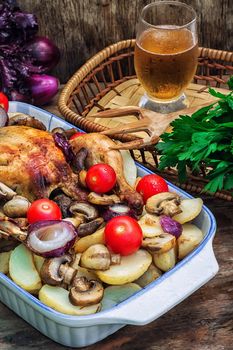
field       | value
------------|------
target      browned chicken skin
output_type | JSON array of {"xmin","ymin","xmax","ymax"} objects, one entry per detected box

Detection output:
[
  {"xmin": 71, "ymin": 133, "xmax": 144, "ymax": 214},
  {"xmin": 0, "ymin": 126, "xmax": 87, "ymax": 202}
]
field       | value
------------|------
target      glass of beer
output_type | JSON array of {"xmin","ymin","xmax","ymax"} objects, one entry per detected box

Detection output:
[{"xmin": 134, "ymin": 1, "xmax": 198, "ymax": 113}]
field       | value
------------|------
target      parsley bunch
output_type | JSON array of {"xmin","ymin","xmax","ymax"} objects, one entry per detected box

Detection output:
[{"xmin": 156, "ymin": 77, "xmax": 233, "ymax": 193}]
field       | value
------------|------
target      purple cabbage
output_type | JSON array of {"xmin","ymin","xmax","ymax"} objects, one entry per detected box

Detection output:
[
  {"xmin": 0, "ymin": 1, "xmax": 60, "ymax": 104},
  {"xmin": 160, "ymin": 215, "xmax": 182, "ymax": 239},
  {"xmin": 0, "ymin": 1, "xmax": 38, "ymax": 45}
]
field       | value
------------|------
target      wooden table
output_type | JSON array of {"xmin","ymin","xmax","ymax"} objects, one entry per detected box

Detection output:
[{"xmin": 0, "ymin": 99, "xmax": 232, "ymax": 350}]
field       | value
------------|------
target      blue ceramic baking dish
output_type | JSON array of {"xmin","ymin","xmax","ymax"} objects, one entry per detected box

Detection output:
[{"xmin": 0, "ymin": 102, "xmax": 218, "ymax": 347}]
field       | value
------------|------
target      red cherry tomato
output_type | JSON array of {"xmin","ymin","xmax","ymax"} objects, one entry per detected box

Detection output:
[
  {"xmin": 27, "ymin": 198, "xmax": 62, "ymax": 224},
  {"xmin": 69, "ymin": 132, "xmax": 84, "ymax": 140},
  {"xmin": 136, "ymin": 174, "xmax": 168, "ymax": 203},
  {"xmin": 0, "ymin": 92, "xmax": 9, "ymax": 111},
  {"xmin": 104, "ymin": 216, "xmax": 143, "ymax": 256},
  {"xmin": 86, "ymin": 163, "xmax": 117, "ymax": 194}
]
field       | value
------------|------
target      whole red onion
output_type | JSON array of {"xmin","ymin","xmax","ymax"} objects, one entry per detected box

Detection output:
[
  {"xmin": 25, "ymin": 36, "xmax": 60, "ymax": 72},
  {"xmin": 27, "ymin": 74, "xmax": 59, "ymax": 105}
]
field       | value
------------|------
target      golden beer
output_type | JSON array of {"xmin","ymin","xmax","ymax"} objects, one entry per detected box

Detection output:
[{"xmin": 134, "ymin": 27, "xmax": 198, "ymax": 101}]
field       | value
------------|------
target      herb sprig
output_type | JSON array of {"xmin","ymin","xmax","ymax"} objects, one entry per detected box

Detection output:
[{"xmin": 156, "ymin": 77, "xmax": 233, "ymax": 193}]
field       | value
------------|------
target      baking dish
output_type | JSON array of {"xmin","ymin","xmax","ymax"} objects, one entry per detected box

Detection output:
[{"xmin": 0, "ymin": 102, "xmax": 218, "ymax": 348}]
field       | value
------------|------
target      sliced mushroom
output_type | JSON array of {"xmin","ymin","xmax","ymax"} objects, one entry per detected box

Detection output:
[
  {"xmin": 8, "ymin": 114, "xmax": 46, "ymax": 130},
  {"xmin": 69, "ymin": 276, "xmax": 104, "ymax": 306},
  {"xmin": 70, "ymin": 253, "xmax": 82, "ymax": 269},
  {"xmin": 145, "ymin": 192, "xmax": 182, "ymax": 217},
  {"xmin": 63, "ymin": 215, "xmax": 84, "ymax": 228},
  {"xmin": 77, "ymin": 218, "xmax": 104, "ymax": 237},
  {"xmin": 59, "ymin": 263, "xmax": 78, "ymax": 285},
  {"xmin": 13, "ymin": 218, "xmax": 29, "ymax": 231},
  {"xmin": 142, "ymin": 233, "xmax": 176, "ymax": 254},
  {"xmin": 52, "ymin": 193, "xmax": 72, "ymax": 218},
  {"xmin": 88, "ymin": 192, "xmax": 121, "ymax": 206},
  {"xmin": 69, "ymin": 202, "xmax": 99, "ymax": 221},
  {"xmin": 80, "ymin": 244, "xmax": 111, "ymax": 270},
  {"xmin": 0, "ymin": 219, "xmax": 27, "ymax": 241},
  {"xmin": 40, "ymin": 254, "xmax": 73, "ymax": 285},
  {"xmin": 51, "ymin": 127, "xmax": 66, "ymax": 135},
  {"xmin": 3, "ymin": 196, "xmax": 31, "ymax": 218},
  {"xmin": 0, "ymin": 182, "xmax": 16, "ymax": 201}
]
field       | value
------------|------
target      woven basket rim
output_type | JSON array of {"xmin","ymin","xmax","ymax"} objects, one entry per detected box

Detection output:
[{"xmin": 58, "ymin": 39, "xmax": 233, "ymax": 121}]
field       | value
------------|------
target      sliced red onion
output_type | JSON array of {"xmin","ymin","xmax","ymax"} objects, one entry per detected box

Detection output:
[
  {"xmin": 160, "ymin": 215, "xmax": 182, "ymax": 238},
  {"xmin": 27, "ymin": 220, "xmax": 77, "ymax": 258},
  {"xmin": 0, "ymin": 106, "xmax": 9, "ymax": 127},
  {"xmin": 102, "ymin": 204, "xmax": 137, "ymax": 222},
  {"xmin": 53, "ymin": 132, "xmax": 74, "ymax": 163}
]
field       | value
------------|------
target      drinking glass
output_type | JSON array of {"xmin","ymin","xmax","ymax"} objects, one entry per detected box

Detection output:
[{"xmin": 134, "ymin": 1, "xmax": 198, "ymax": 113}]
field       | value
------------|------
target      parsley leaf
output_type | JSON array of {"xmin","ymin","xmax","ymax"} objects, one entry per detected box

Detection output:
[{"xmin": 156, "ymin": 76, "xmax": 233, "ymax": 193}]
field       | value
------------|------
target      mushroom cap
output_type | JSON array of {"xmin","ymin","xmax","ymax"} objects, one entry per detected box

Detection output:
[
  {"xmin": 69, "ymin": 276, "xmax": 104, "ymax": 306},
  {"xmin": 88, "ymin": 192, "xmax": 121, "ymax": 206},
  {"xmin": 0, "ymin": 182, "xmax": 16, "ymax": 201},
  {"xmin": 3, "ymin": 195, "xmax": 31, "ymax": 218},
  {"xmin": 40, "ymin": 254, "xmax": 72, "ymax": 286},
  {"xmin": 77, "ymin": 217, "xmax": 104, "ymax": 237},
  {"xmin": 145, "ymin": 192, "xmax": 181, "ymax": 216},
  {"xmin": 69, "ymin": 202, "xmax": 99, "ymax": 221}
]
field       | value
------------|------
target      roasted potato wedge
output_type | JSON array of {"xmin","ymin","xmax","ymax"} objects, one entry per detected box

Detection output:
[
  {"xmin": 142, "ymin": 233, "xmax": 176, "ymax": 253},
  {"xmin": 74, "ymin": 227, "xmax": 105, "ymax": 253},
  {"xmin": 177, "ymin": 223, "xmax": 203, "ymax": 259},
  {"xmin": 9, "ymin": 244, "xmax": 42, "ymax": 294},
  {"xmin": 33, "ymin": 254, "xmax": 45, "ymax": 274},
  {"xmin": 39, "ymin": 285, "xmax": 100, "ymax": 315},
  {"xmin": 96, "ymin": 249, "xmax": 152, "ymax": 285},
  {"xmin": 101, "ymin": 283, "xmax": 141, "ymax": 311},
  {"xmin": 0, "ymin": 251, "xmax": 12, "ymax": 274},
  {"xmin": 153, "ymin": 247, "xmax": 177, "ymax": 272},
  {"xmin": 173, "ymin": 198, "xmax": 203, "ymax": 224},
  {"xmin": 138, "ymin": 213, "xmax": 164, "ymax": 238},
  {"xmin": 135, "ymin": 263, "xmax": 162, "ymax": 287}
]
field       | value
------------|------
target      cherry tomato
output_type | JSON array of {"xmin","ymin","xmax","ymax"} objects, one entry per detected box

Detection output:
[
  {"xmin": 0, "ymin": 92, "xmax": 9, "ymax": 111},
  {"xmin": 104, "ymin": 216, "xmax": 143, "ymax": 256},
  {"xmin": 69, "ymin": 132, "xmax": 84, "ymax": 140},
  {"xmin": 136, "ymin": 174, "xmax": 168, "ymax": 203},
  {"xmin": 27, "ymin": 198, "xmax": 62, "ymax": 224},
  {"xmin": 86, "ymin": 163, "xmax": 117, "ymax": 193}
]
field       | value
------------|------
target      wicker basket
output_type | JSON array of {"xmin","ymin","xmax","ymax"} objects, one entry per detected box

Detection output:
[{"xmin": 58, "ymin": 39, "xmax": 233, "ymax": 201}]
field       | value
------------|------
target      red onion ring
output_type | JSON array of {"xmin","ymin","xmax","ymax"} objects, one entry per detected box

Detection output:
[{"xmin": 27, "ymin": 220, "xmax": 77, "ymax": 258}]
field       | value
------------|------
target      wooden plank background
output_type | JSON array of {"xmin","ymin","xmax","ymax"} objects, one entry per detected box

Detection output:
[{"xmin": 18, "ymin": 0, "xmax": 233, "ymax": 83}]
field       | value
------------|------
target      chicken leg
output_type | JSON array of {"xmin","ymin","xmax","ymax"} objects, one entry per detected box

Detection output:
[{"xmin": 71, "ymin": 133, "xmax": 144, "ymax": 214}]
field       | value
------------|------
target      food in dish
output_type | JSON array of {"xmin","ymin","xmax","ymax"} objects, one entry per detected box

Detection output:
[{"xmin": 0, "ymin": 113, "xmax": 204, "ymax": 315}]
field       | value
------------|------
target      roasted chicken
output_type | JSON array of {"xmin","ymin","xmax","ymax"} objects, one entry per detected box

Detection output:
[
  {"xmin": 0, "ymin": 126, "xmax": 87, "ymax": 202},
  {"xmin": 0, "ymin": 125, "xmax": 143, "ymax": 213}
]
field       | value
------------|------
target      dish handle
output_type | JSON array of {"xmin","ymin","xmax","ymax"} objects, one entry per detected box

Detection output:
[{"xmin": 107, "ymin": 240, "xmax": 218, "ymax": 325}]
